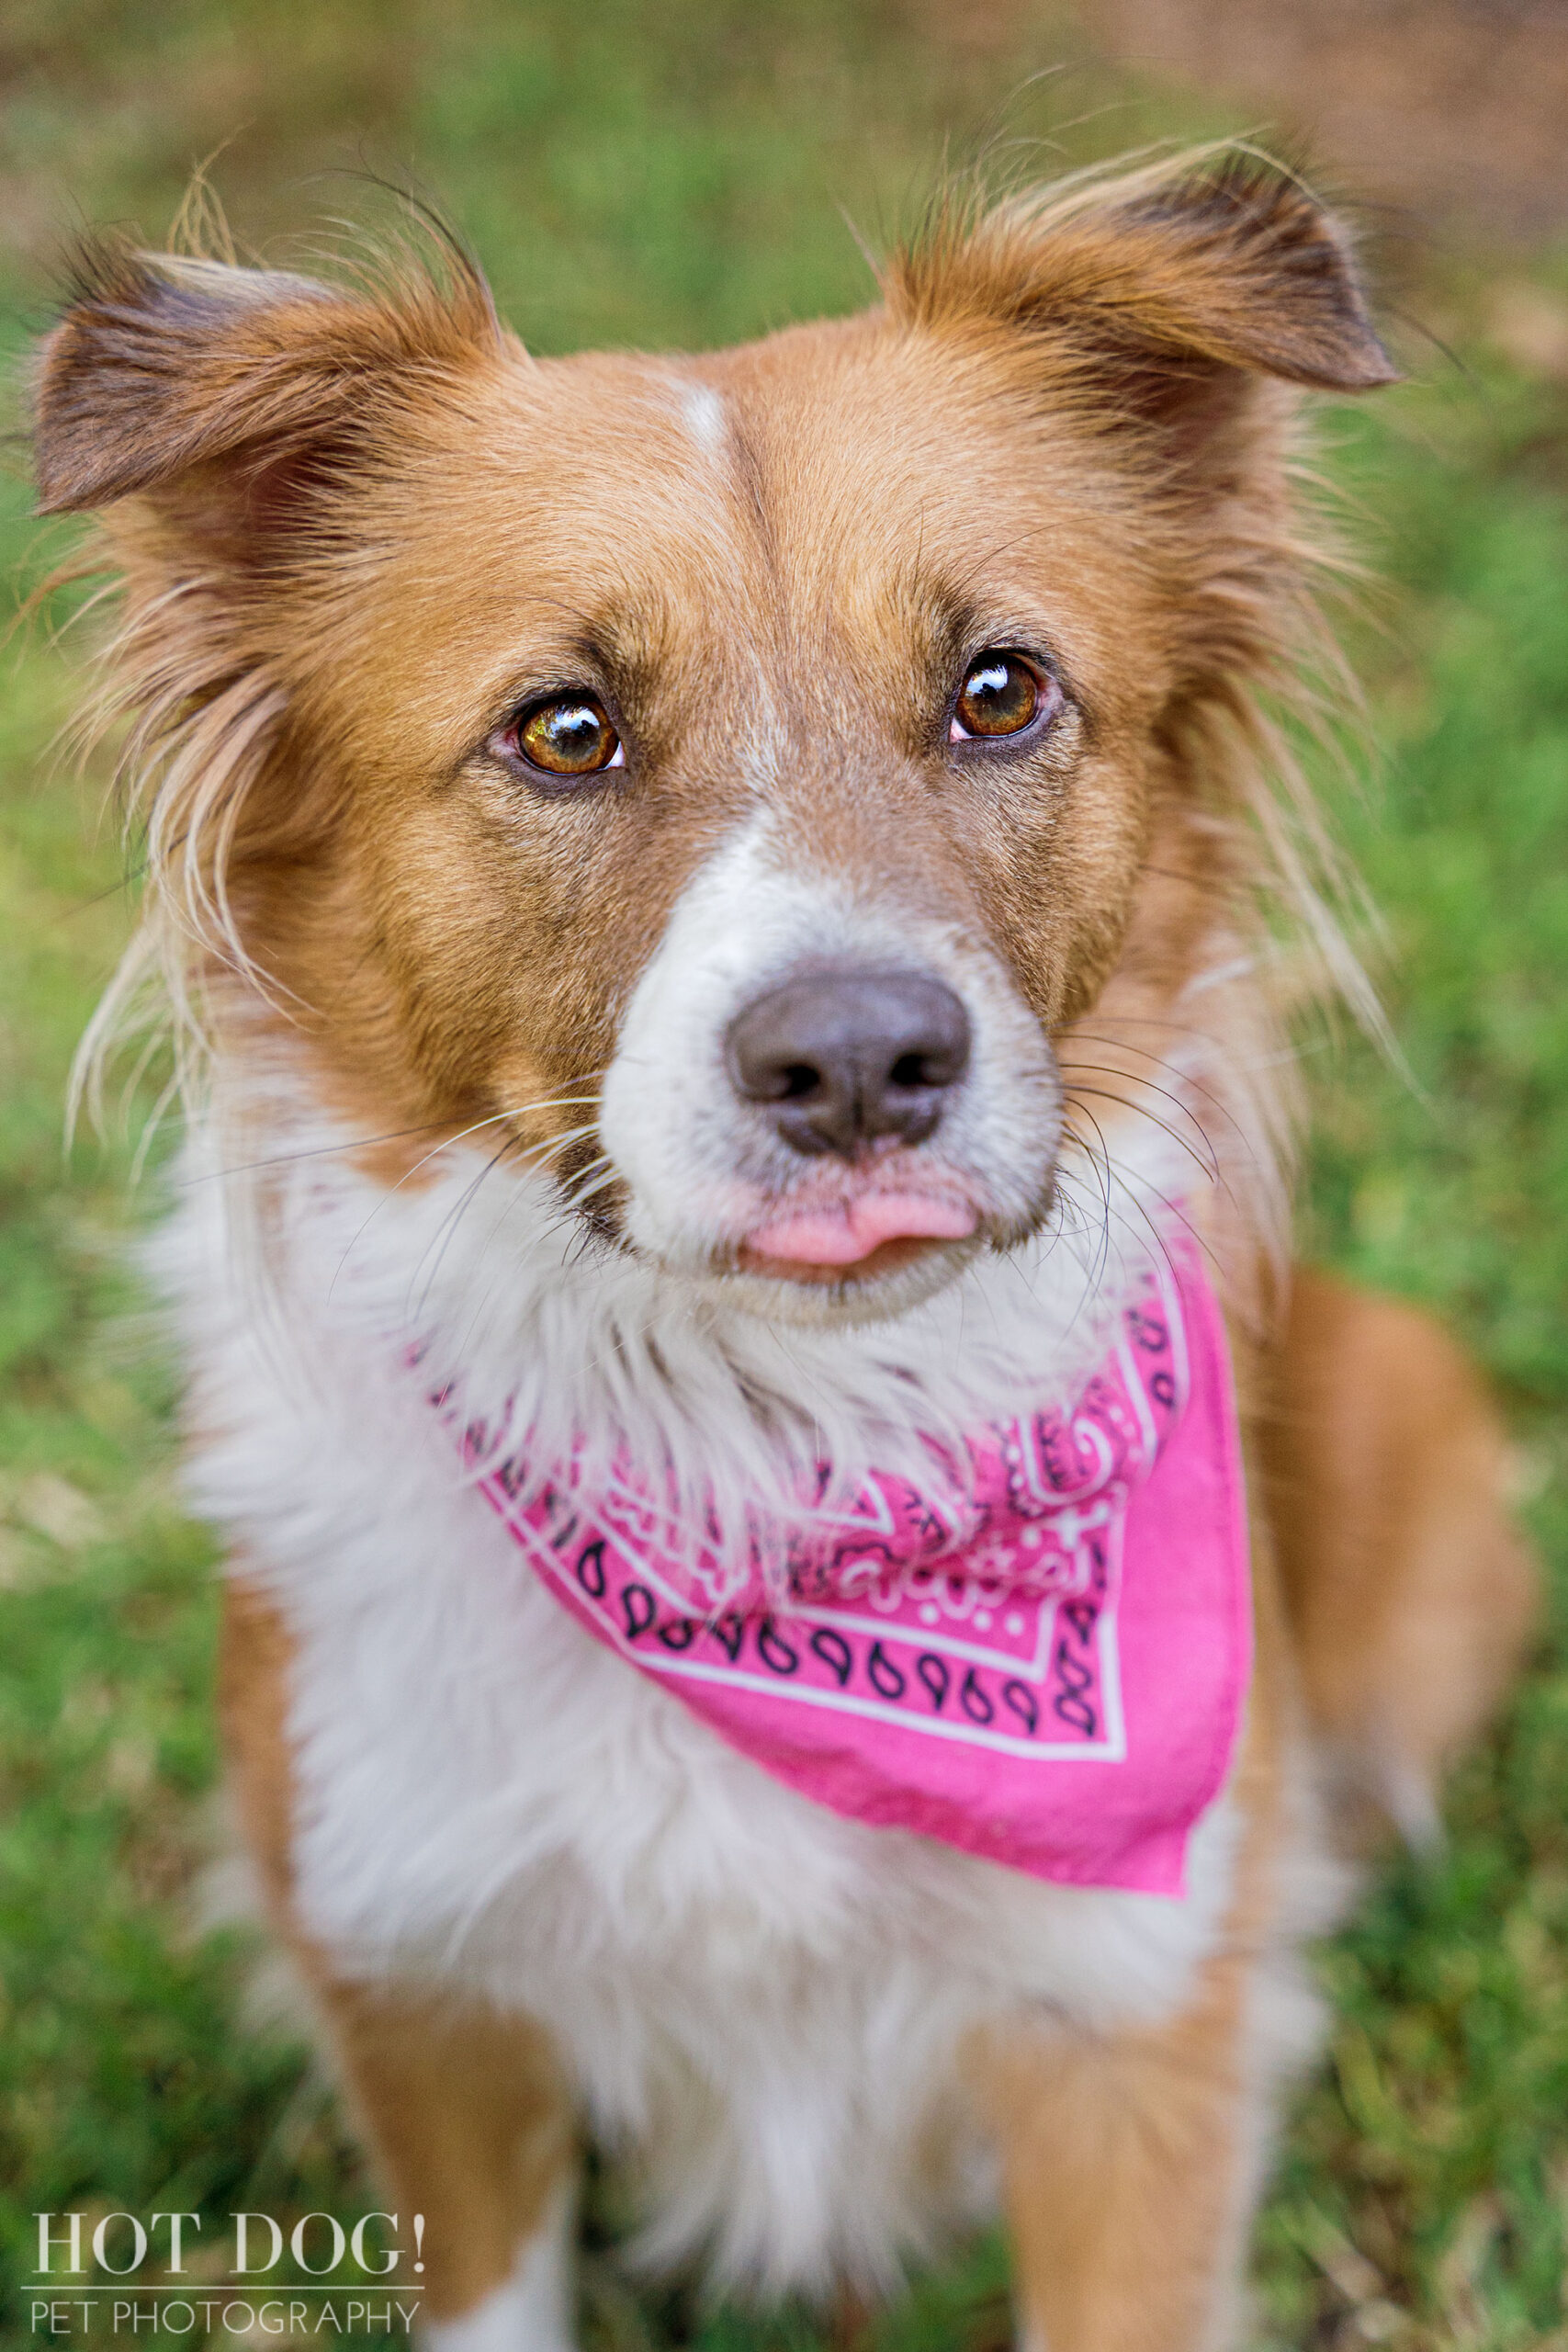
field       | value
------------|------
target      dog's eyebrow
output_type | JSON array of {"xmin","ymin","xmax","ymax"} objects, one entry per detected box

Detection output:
[
  {"xmin": 562, "ymin": 610, "xmax": 680, "ymax": 726},
  {"xmin": 920, "ymin": 571, "xmax": 1075, "ymax": 673},
  {"xmin": 909, "ymin": 581, "xmax": 1091, "ymax": 742},
  {"xmin": 926, "ymin": 588, "xmax": 985, "ymax": 678},
  {"xmin": 912, "ymin": 585, "xmax": 1030, "ymax": 693}
]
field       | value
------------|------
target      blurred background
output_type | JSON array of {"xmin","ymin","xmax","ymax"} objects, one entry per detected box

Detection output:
[{"xmin": 2, "ymin": 4, "xmax": 1566, "ymax": 2346}]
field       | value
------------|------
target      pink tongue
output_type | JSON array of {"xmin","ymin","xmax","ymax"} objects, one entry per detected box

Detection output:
[{"xmin": 746, "ymin": 1192, "xmax": 977, "ymax": 1267}]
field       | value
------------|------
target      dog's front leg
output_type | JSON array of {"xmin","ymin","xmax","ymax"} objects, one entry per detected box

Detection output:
[
  {"xmin": 313, "ymin": 1974, "xmax": 579, "ymax": 2352},
  {"xmin": 979, "ymin": 1946, "xmax": 1258, "ymax": 2352},
  {"xmin": 220, "ymin": 1579, "xmax": 580, "ymax": 2350}
]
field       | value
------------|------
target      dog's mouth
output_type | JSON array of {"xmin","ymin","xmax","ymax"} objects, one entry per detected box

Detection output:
[
  {"xmin": 539, "ymin": 1102, "xmax": 1055, "ymax": 1317},
  {"xmin": 735, "ymin": 1188, "xmax": 979, "ymax": 1283},
  {"xmin": 734, "ymin": 1233, "xmax": 964, "ymax": 1287},
  {"xmin": 535, "ymin": 1132, "xmax": 991, "ymax": 1284},
  {"xmin": 711, "ymin": 1156, "xmax": 1019, "ymax": 1312}
]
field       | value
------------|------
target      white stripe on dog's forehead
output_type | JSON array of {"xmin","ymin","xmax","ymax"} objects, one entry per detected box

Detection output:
[{"xmin": 680, "ymin": 380, "xmax": 728, "ymax": 455}]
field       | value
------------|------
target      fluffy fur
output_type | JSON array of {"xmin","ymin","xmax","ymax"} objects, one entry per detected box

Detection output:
[{"xmin": 35, "ymin": 149, "xmax": 1535, "ymax": 2349}]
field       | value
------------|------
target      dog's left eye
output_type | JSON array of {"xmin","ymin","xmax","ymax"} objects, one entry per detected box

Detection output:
[
  {"xmin": 501, "ymin": 694, "xmax": 625, "ymax": 782},
  {"xmin": 949, "ymin": 651, "xmax": 1057, "ymax": 743}
]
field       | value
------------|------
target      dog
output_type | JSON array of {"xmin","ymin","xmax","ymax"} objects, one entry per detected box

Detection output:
[{"xmin": 34, "ymin": 151, "xmax": 1537, "ymax": 2351}]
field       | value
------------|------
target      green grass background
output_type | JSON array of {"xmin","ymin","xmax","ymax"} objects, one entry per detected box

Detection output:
[{"xmin": 2, "ymin": 4, "xmax": 1566, "ymax": 2345}]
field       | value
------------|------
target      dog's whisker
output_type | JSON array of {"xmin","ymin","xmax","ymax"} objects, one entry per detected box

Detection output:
[
  {"xmin": 441, "ymin": 1149, "xmax": 614, "ymax": 1362},
  {"xmin": 512, "ymin": 1121, "xmax": 605, "ymax": 1172},
  {"xmin": 405, "ymin": 1138, "xmax": 525, "ymax": 1326},
  {"xmin": 1060, "ymin": 1083, "xmax": 1224, "ymax": 1190},
  {"xmin": 1060, "ymin": 1118, "xmax": 1221, "ymax": 1300},
  {"xmin": 1055, "ymin": 1045, "xmax": 1235, "ymax": 1126},
  {"xmin": 323, "ymin": 1086, "xmax": 608, "ymax": 1301},
  {"xmin": 1057, "ymin": 1063, "xmax": 1224, "ymax": 1168},
  {"xmin": 194, "ymin": 1081, "xmax": 607, "ymax": 1188}
]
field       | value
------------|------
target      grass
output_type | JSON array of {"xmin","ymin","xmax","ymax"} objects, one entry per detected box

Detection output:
[{"xmin": 2, "ymin": 5, "xmax": 1567, "ymax": 2346}]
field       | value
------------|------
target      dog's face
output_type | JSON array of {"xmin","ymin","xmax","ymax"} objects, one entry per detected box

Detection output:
[
  {"xmin": 276, "ymin": 324, "xmax": 1170, "ymax": 1319},
  {"xmin": 35, "ymin": 163, "xmax": 1393, "ymax": 1324}
]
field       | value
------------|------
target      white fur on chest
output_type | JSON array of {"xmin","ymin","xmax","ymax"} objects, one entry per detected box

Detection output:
[{"xmin": 167, "ymin": 1102, "xmax": 1242, "ymax": 2296}]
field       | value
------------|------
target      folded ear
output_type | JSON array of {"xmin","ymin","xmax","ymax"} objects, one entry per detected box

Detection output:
[
  {"xmin": 32, "ymin": 235, "xmax": 499, "ymax": 532},
  {"xmin": 886, "ymin": 150, "xmax": 1396, "ymax": 420}
]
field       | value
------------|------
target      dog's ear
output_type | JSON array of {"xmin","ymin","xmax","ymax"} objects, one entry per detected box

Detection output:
[
  {"xmin": 887, "ymin": 152, "xmax": 1396, "ymax": 434},
  {"xmin": 32, "ymin": 236, "xmax": 499, "ymax": 544}
]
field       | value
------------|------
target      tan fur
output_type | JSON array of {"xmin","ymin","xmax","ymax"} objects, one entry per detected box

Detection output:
[
  {"xmin": 310, "ymin": 1976, "xmax": 573, "ymax": 2328},
  {"xmin": 1263, "ymin": 1269, "xmax": 1539, "ymax": 1843},
  {"xmin": 955, "ymin": 1342, "xmax": 1297, "ymax": 2352},
  {"xmin": 37, "ymin": 152, "xmax": 1535, "ymax": 2346},
  {"xmin": 985, "ymin": 1947, "xmax": 1256, "ymax": 2352},
  {"xmin": 974, "ymin": 1277, "xmax": 1537, "ymax": 2349}
]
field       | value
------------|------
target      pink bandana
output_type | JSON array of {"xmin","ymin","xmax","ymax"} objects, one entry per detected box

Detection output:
[{"xmin": 444, "ymin": 1243, "xmax": 1250, "ymax": 1896}]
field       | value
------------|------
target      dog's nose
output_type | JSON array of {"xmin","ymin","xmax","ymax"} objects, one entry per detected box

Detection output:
[{"xmin": 726, "ymin": 968, "xmax": 971, "ymax": 1159}]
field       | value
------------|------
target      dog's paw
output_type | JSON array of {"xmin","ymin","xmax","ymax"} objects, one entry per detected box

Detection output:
[{"xmin": 421, "ymin": 2192, "xmax": 577, "ymax": 2352}]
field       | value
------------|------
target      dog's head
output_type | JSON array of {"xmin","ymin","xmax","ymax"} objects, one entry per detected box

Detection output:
[{"xmin": 35, "ymin": 155, "xmax": 1393, "ymax": 1329}]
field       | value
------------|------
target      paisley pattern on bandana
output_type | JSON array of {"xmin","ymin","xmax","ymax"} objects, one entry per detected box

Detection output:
[{"xmin": 435, "ymin": 1240, "xmax": 1251, "ymax": 1896}]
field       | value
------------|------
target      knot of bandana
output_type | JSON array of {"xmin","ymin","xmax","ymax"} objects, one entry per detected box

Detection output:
[{"xmin": 435, "ymin": 1240, "xmax": 1251, "ymax": 1895}]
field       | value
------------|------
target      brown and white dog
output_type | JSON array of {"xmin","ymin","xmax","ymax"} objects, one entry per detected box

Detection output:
[{"xmin": 34, "ymin": 153, "xmax": 1536, "ymax": 2352}]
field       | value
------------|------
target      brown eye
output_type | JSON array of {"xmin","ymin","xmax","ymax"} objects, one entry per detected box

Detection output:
[
  {"xmin": 513, "ymin": 695, "xmax": 623, "ymax": 779},
  {"xmin": 950, "ymin": 651, "xmax": 1052, "ymax": 742}
]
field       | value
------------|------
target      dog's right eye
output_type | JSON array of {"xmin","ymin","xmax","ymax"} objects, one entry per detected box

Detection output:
[
  {"xmin": 496, "ymin": 694, "xmax": 625, "ymax": 785},
  {"xmin": 949, "ymin": 651, "xmax": 1056, "ymax": 745}
]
